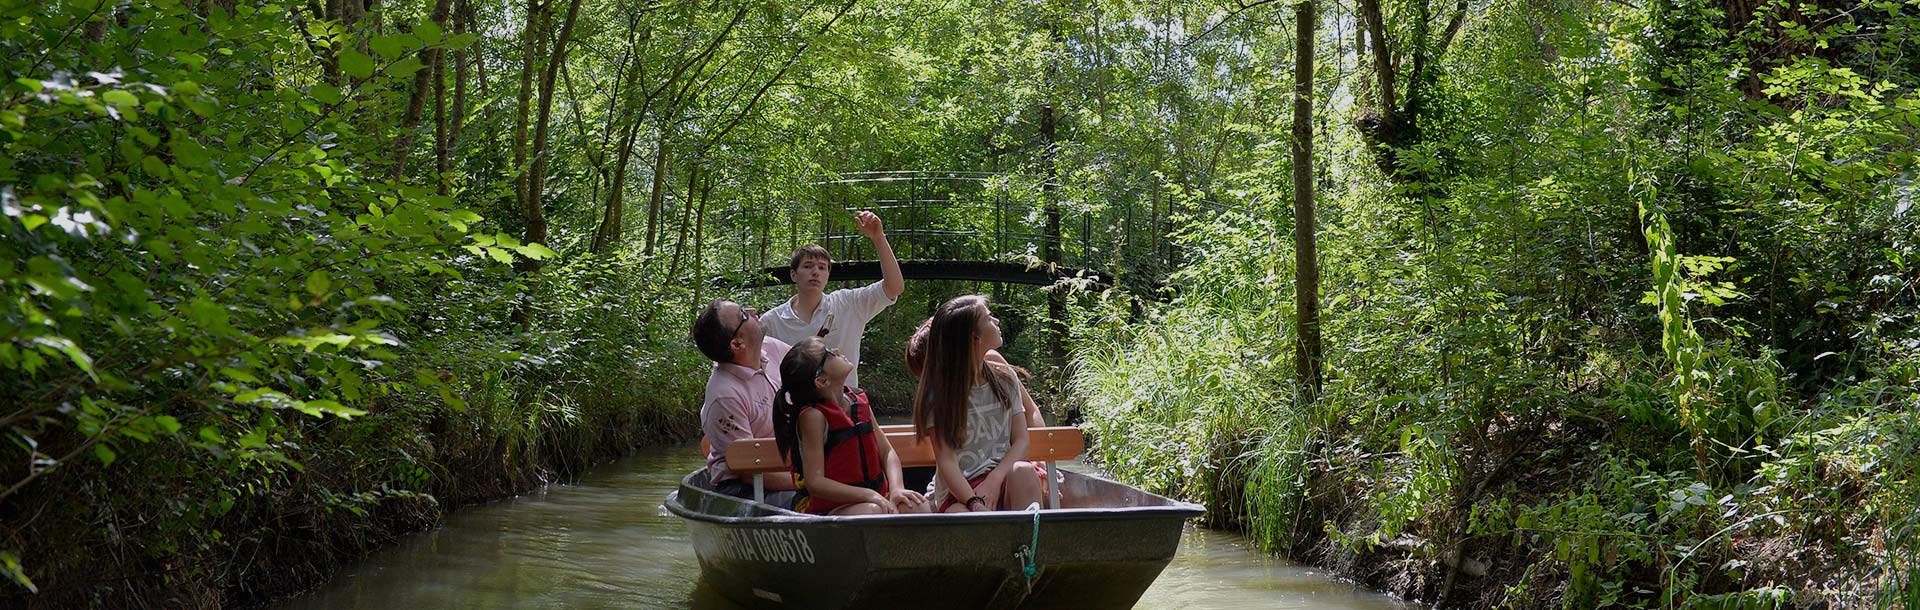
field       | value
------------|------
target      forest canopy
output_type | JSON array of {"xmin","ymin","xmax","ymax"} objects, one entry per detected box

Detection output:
[{"xmin": 2, "ymin": 0, "xmax": 1916, "ymax": 607}]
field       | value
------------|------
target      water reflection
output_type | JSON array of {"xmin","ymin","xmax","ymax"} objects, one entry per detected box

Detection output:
[{"xmin": 277, "ymin": 444, "xmax": 1406, "ymax": 610}]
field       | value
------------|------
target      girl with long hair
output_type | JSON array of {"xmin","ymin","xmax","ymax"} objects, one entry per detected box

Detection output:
[
  {"xmin": 773, "ymin": 339, "xmax": 929, "ymax": 515},
  {"xmin": 912, "ymin": 295, "xmax": 1044, "ymax": 512}
]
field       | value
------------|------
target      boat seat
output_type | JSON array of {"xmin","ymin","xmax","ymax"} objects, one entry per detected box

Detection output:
[{"xmin": 718, "ymin": 426, "xmax": 1086, "ymax": 509}]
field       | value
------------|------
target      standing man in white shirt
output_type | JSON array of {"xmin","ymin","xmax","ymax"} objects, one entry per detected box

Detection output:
[{"xmin": 761, "ymin": 210, "xmax": 904, "ymax": 391}]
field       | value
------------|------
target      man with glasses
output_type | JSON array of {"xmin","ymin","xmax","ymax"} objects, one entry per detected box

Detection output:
[
  {"xmin": 762, "ymin": 210, "xmax": 904, "ymax": 392},
  {"xmin": 692, "ymin": 299, "xmax": 799, "ymax": 506}
]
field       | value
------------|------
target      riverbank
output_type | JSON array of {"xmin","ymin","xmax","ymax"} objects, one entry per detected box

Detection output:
[
  {"xmin": 10, "ymin": 360, "xmax": 702, "ymax": 610},
  {"xmin": 1064, "ymin": 283, "xmax": 1916, "ymax": 609},
  {"xmin": 2, "ymin": 256, "xmax": 713, "ymax": 609}
]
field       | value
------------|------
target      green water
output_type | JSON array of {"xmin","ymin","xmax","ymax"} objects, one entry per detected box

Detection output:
[{"xmin": 275, "ymin": 443, "xmax": 1407, "ymax": 609}]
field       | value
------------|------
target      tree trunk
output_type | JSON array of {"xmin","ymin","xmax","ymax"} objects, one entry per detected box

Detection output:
[
  {"xmin": 1041, "ymin": 101, "xmax": 1065, "ymax": 366},
  {"xmin": 432, "ymin": 13, "xmax": 450, "ymax": 195},
  {"xmin": 643, "ymin": 131, "xmax": 671, "ymax": 258},
  {"xmin": 389, "ymin": 0, "xmax": 451, "ymax": 182},
  {"xmin": 592, "ymin": 118, "xmax": 645, "ymax": 254},
  {"xmin": 666, "ymin": 154, "xmax": 701, "ymax": 284},
  {"xmin": 589, "ymin": 15, "xmax": 655, "ymax": 255},
  {"xmin": 692, "ymin": 172, "xmax": 709, "ymax": 309},
  {"xmin": 1292, "ymin": 0, "xmax": 1324, "ymax": 402},
  {"xmin": 449, "ymin": 0, "xmax": 469, "ymax": 155},
  {"xmin": 521, "ymin": 0, "xmax": 584, "ymax": 274},
  {"xmin": 324, "ymin": 0, "xmax": 346, "ymax": 85},
  {"xmin": 511, "ymin": 0, "xmax": 544, "ymax": 239}
]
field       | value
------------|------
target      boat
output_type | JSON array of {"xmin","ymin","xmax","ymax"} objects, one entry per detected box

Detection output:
[{"xmin": 663, "ymin": 426, "xmax": 1205, "ymax": 609}]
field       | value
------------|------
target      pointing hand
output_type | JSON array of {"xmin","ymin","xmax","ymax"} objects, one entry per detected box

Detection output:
[{"xmin": 855, "ymin": 211, "xmax": 885, "ymax": 241}]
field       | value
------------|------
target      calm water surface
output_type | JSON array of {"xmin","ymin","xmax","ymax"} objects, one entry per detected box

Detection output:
[{"xmin": 276, "ymin": 443, "xmax": 1407, "ymax": 610}]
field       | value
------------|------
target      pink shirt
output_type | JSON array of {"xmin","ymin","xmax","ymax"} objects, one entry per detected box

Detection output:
[{"xmin": 702, "ymin": 337, "xmax": 792, "ymax": 484}]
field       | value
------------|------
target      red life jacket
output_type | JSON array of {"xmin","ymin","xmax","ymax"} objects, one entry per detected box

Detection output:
[{"xmin": 793, "ymin": 389, "xmax": 887, "ymax": 515}]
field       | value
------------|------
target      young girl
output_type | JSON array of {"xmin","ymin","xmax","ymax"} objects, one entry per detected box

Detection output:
[
  {"xmin": 913, "ymin": 295, "xmax": 1044, "ymax": 513},
  {"xmin": 773, "ymin": 338, "xmax": 930, "ymax": 515}
]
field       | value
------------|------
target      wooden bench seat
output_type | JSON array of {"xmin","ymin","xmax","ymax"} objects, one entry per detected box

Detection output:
[{"xmin": 716, "ymin": 426, "xmax": 1086, "ymax": 509}]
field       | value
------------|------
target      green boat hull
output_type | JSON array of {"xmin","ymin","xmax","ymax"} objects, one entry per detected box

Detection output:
[{"xmin": 665, "ymin": 467, "xmax": 1204, "ymax": 609}]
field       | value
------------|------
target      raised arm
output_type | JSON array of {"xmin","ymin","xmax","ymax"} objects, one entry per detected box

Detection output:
[{"xmin": 856, "ymin": 210, "xmax": 904, "ymax": 300}]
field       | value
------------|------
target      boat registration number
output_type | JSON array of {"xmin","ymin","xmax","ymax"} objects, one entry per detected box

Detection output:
[{"xmin": 707, "ymin": 528, "xmax": 816, "ymax": 564}]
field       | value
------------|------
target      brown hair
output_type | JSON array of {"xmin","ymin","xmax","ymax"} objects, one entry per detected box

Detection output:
[
  {"xmin": 788, "ymin": 244, "xmax": 831, "ymax": 274},
  {"xmin": 905, "ymin": 317, "xmax": 933, "ymax": 378},
  {"xmin": 912, "ymin": 295, "xmax": 1015, "ymax": 450},
  {"xmin": 909, "ymin": 315, "xmax": 1028, "ymax": 380}
]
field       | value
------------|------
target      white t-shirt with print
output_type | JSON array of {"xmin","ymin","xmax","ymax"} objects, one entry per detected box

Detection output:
[{"xmin": 762, "ymin": 280, "xmax": 897, "ymax": 390}]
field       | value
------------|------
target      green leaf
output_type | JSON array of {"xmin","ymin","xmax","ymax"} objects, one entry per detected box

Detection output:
[
  {"xmin": 514, "ymin": 243, "xmax": 559, "ymax": 260},
  {"xmin": 438, "ymin": 385, "xmax": 468, "ymax": 412},
  {"xmin": 340, "ymin": 50, "xmax": 375, "ymax": 79},
  {"xmin": 220, "ymin": 367, "xmax": 260, "ymax": 383},
  {"xmin": 15, "ymin": 78, "xmax": 42, "ymax": 93},
  {"xmin": 94, "ymin": 444, "xmax": 116, "ymax": 467},
  {"xmin": 385, "ymin": 57, "xmax": 425, "ymax": 78},
  {"xmin": 101, "ymin": 89, "xmax": 138, "ymax": 107},
  {"xmin": 31, "ymin": 336, "xmax": 94, "ymax": 376},
  {"xmin": 485, "ymin": 247, "xmax": 514, "ymax": 265},
  {"xmin": 301, "ymin": 399, "xmax": 367, "ymax": 419},
  {"xmin": 169, "ymin": 137, "xmax": 209, "ymax": 168},
  {"xmin": 173, "ymin": 51, "xmax": 207, "ymax": 70},
  {"xmin": 0, "ymin": 551, "xmax": 37, "ymax": 593},
  {"xmin": 310, "ymin": 82, "xmax": 343, "ymax": 105},
  {"xmin": 306, "ymin": 270, "xmax": 330, "ymax": 297},
  {"xmin": 370, "ymin": 34, "xmax": 410, "ymax": 59},
  {"xmin": 416, "ymin": 20, "xmax": 443, "ymax": 46}
]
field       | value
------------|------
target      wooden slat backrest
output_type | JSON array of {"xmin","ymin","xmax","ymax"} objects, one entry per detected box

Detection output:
[
  {"xmin": 721, "ymin": 426, "xmax": 1086, "ymax": 475},
  {"xmin": 701, "ymin": 424, "xmax": 924, "ymax": 455}
]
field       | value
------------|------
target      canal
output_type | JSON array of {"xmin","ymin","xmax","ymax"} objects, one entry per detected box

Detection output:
[{"xmin": 275, "ymin": 442, "xmax": 1409, "ymax": 609}]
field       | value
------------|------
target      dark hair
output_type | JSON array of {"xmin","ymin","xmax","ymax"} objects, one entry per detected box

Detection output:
[
  {"xmin": 913, "ymin": 295, "xmax": 1015, "ymax": 450},
  {"xmin": 788, "ymin": 244, "xmax": 831, "ymax": 273},
  {"xmin": 908, "ymin": 315, "xmax": 1027, "ymax": 380},
  {"xmin": 692, "ymin": 299, "xmax": 736, "ymax": 363},
  {"xmin": 772, "ymin": 339, "xmax": 833, "ymax": 470}
]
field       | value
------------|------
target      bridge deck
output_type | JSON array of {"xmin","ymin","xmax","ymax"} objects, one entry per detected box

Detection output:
[{"xmin": 735, "ymin": 260, "xmax": 1112, "ymax": 288}]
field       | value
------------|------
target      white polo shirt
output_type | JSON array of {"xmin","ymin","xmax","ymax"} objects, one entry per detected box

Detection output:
[{"xmin": 762, "ymin": 280, "xmax": 897, "ymax": 390}]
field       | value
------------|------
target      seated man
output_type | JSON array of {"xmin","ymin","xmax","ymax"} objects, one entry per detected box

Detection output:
[{"xmin": 693, "ymin": 298, "xmax": 799, "ymax": 507}]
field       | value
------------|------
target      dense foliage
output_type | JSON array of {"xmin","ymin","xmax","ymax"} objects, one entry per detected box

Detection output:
[
  {"xmin": 1069, "ymin": 0, "xmax": 1920, "ymax": 607},
  {"xmin": 1, "ymin": 0, "xmax": 1914, "ymax": 608}
]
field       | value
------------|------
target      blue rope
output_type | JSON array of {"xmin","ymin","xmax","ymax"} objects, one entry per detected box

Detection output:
[{"xmin": 1021, "ymin": 504, "xmax": 1041, "ymax": 584}]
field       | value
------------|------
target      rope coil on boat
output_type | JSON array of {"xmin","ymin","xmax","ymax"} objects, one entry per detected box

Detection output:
[{"xmin": 1016, "ymin": 502, "xmax": 1041, "ymax": 593}]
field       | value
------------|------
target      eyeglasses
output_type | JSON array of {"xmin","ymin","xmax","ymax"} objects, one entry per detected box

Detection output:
[
  {"xmin": 814, "ymin": 347, "xmax": 840, "ymax": 379},
  {"xmin": 727, "ymin": 306, "xmax": 755, "ymax": 344}
]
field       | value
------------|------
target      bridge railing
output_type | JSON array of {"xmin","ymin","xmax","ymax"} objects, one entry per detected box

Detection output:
[{"xmin": 708, "ymin": 171, "xmax": 1251, "ymax": 287}]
